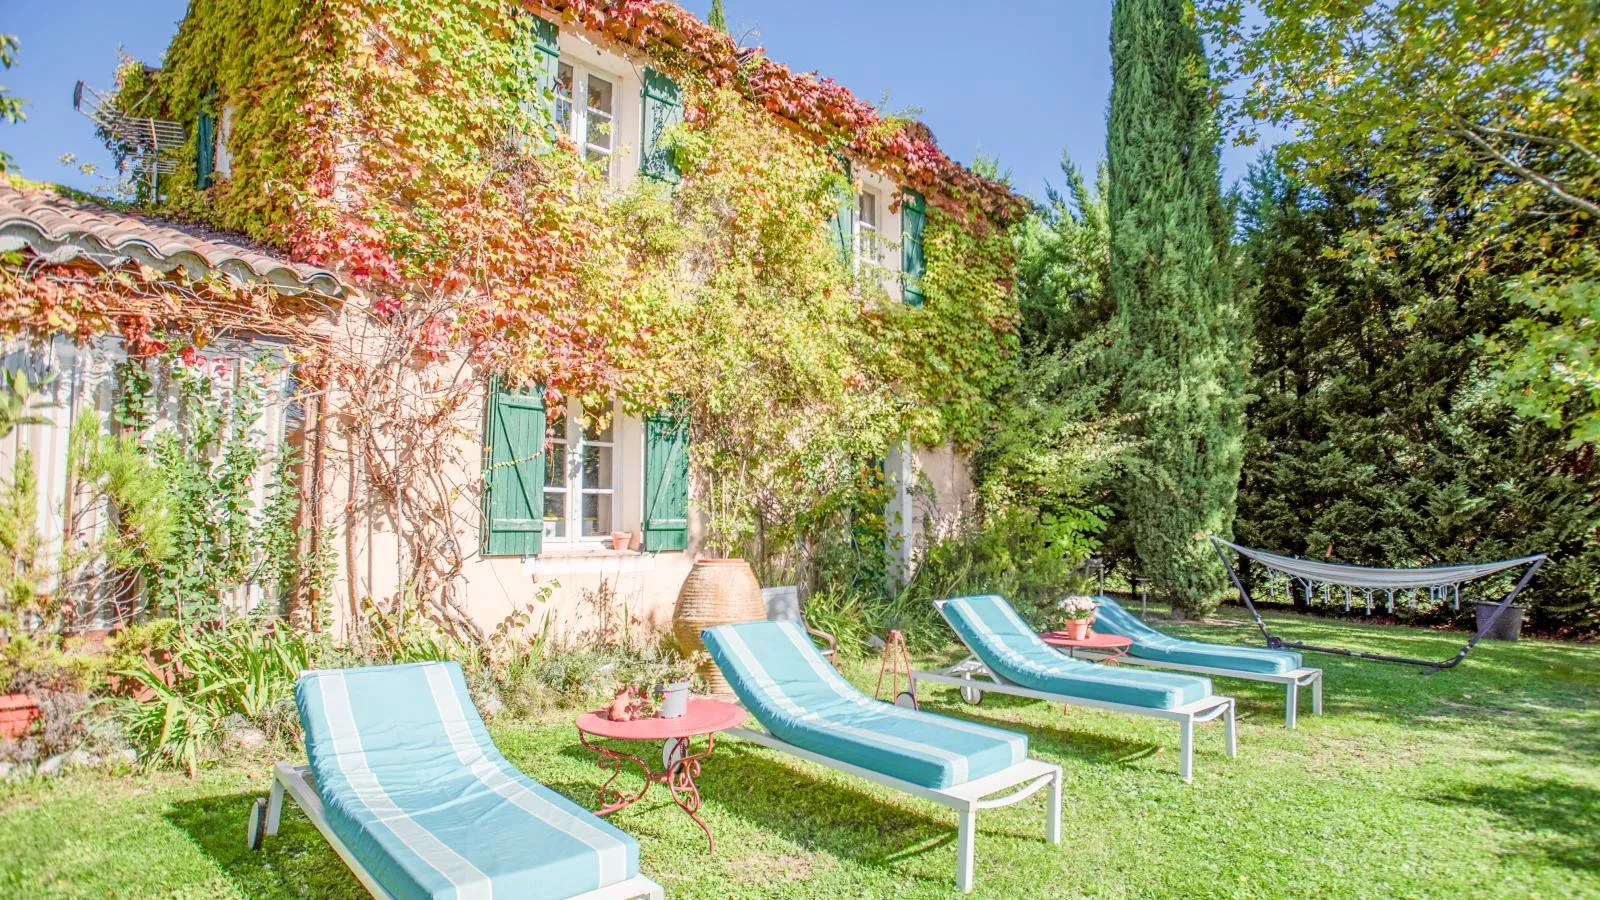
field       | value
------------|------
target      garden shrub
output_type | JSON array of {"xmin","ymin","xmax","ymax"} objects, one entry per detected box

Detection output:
[{"xmin": 809, "ymin": 508, "xmax": 1105, "ymax": 653}]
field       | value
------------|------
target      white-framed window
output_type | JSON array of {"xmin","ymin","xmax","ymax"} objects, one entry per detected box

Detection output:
[
  {"xmin": 215, "ymin": 105, "xmax": 235, "ymax": 177},
  {"xmin": 555, "ymin": 61, "xmax": 616, "ymax": 177},
  {"xmin": 543, "ymin": 404, "xmax": 619, "ymax": 542},
  {"xmin": 857, "ymin": 188, "xmax": 882, "ymax": 268}
]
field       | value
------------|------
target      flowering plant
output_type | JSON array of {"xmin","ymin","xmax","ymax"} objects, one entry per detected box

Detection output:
[
  {"xmin": 660, "ymin": 650, "xmax": 709, "ymax": 687},
  {"xmin": 1058, "ymin": 596, "xmax": 1097, "ymax": 621}
]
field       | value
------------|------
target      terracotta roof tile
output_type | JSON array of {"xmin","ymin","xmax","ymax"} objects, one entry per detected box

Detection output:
[{"xmin": 0, "ymin": 179, "xmax": 346, "ymax": 299}]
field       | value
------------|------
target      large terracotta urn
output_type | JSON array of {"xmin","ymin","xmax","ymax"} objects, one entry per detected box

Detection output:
[{"xmin": 673, "ymin": 558, "xmax": 765, "ymax": 694}]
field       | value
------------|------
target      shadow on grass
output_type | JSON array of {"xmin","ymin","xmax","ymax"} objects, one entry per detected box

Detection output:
[
  {"xmin": 554, "ymin": 738, "xmax": 1051, "ymax": 889},
  {"xmin": 1430, "ymin": 777, "xmax": 1600, "ymax": 875},
  {"xmin": 166, "ymin": 788, "xmax": 366, "ymax": 899},
  {"xmin": 910, "ymin": 694, "xmax": 1168, "ymax": 771},
  {"xmin": 1161, "ymin": 609, "xmax": 1600, "ymax": 744}
]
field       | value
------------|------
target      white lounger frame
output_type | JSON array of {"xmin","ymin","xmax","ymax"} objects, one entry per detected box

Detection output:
[
  {"xmin": 909, "ymin": 660, "xmax": 1236, "ymax": 783},
  {"xmin": 250, "ymin": 761, "xmax": 665, "ymax": 900},
  {"xmin": 726, "ymin": 726, "xmax": 1062, "ymax": 894},
  {"xmin": 1073, "ymin": 649, "xmax": 1324, "ymax": 729}
]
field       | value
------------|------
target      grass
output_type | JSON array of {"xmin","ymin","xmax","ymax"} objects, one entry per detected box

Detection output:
[{"xmin": 2, "ymin": 606, "xmax": 1598, "ymax": 898}]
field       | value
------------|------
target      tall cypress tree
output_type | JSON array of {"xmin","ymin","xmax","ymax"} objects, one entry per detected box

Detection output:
[
  {"xmin": 707, "ymin": 0, "xmax": 728, "ymax": 33},
  {"xmin": 1106, "ymin": 0, "xmax": 1244, "ymax": 616}
]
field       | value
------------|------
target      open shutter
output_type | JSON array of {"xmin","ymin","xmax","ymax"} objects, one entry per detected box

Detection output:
[
  {"xmin": 517, "ymin": 13, "xmax": 561, "ymax": 141},
  {"xmin": 900, "ymin": 188, "xmax": 926, "ymax": 306},
  {"xmin": 481, "ymin": 380, "xmax": 546, "ymax": 557},
  {"xmin": 195, "ymin": 111, "xmax": 216, "ymax": 189},
  {"xmin": 640, "ymin": 68, "xmax": 683, "ymax": 182},
  {"xmin": 642, "ymin": 410, "xmax": 689, "ymax": 551},
  {"xmin": 827, "ymin": 156, "xmax": 855, "ymax": 266}
]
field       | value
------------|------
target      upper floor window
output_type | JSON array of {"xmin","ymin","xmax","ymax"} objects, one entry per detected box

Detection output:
[
  {"xmin": 555, "ymin": 62, "xmax": 615, "ymax": 175},
  {"xmin": 857, "ymin": 189, "xmax": 883, "ymax": 268}
]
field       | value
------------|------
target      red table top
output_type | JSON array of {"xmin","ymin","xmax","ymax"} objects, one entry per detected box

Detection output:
[
  {"xmin": 1038, "ymin": 630, "xmax": 1133, "ymax": 650},
  {"xmin": 577, "ymin": 697, "xmax": 747, "ymax": 741}
]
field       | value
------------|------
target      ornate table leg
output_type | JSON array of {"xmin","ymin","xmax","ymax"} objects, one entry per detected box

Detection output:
[
  {"xmin": 578, "ymin": 729, "xmax": 652, "ymax": 815},
  {"xmin": 664, "ymin": 735, "xmax": 717, "ymax": 852}
]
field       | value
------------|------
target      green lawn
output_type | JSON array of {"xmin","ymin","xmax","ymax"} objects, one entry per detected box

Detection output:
[{"xmin": 2, "ymin": 608, "xmax": 1597, "ymax": 898}]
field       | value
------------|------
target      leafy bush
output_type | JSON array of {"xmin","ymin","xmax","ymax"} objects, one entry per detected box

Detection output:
[
  {"xmin": 0, "ymin": 630, "xmax": 116, "ymax": 761},
  {"xmin": 497, "ymin": 637, "xmax": 685, "ymax": 718},
  {"xmin": 809, "ymin": 508, "xmax": 1104, "ymax": 653},
  {"xmin": 114, "ymin": 619, "xmax": 312, "ymax": 775}
]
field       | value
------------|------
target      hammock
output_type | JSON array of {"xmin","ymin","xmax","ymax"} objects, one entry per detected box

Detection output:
[{"xmin": 1210, "ymin": 537, "xmax": 1547, "ymax": 672}]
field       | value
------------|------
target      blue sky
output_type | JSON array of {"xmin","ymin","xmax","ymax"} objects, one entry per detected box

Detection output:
[{"xmin": 1, "ymin": 1, "xmax": 1268, "ymax": 203}]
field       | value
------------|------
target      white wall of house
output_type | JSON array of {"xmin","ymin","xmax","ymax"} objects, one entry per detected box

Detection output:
[{"xmin": 0, "ymin": 335, "xmax": 294, "ymax": 626}]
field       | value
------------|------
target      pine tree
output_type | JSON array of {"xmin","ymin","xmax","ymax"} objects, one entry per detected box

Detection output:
[
  {"xmin": 1106, "ymin": 0, "xmax": 1244, "ymax": 616},
  {"xmin": 707, "ymin": 0, "xmax": 728, "ymax": 33}
]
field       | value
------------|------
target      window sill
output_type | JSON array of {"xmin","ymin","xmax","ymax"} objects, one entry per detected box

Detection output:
[
  {"xmin": 537, "ymin": 546, "xmax": 644, "ymax": 560},
  {"xmin": 520, "ymin": 546, "xmax": 666, "ymax": 576}
]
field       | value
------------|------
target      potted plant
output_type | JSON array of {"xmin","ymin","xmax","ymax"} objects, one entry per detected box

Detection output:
[
  {"xmin": 609, "ymin": 531, "xmax": 630, "ymax": 551},
  {"xmin": 1058, "ymin": 596, "xmax": 1097, "ymax": 640},
  {"xmin": 0, "ymin": 619, "xmax": 41, "ymax": 741},
  {"xmin": 656, "ymin": 652, "xmax": 707, "ymax": 719}
]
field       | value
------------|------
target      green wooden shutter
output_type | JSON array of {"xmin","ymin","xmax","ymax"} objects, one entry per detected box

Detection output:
[
  {"xmin": 195, "ymin": 112, "xmax": 216, "ymax": 189},
  {"xmin": 481, "ymin": 380, "xmax": 546, "ymax": 557},
  {"xmin": 900, "ymin": 189, "xmax": 926, "ymax": 306},
  {"xmin": 517, "ymin": 13, "xmax": 561, "ymax": 141},
  {"xmin": 640, "ymin": 68, "xmax": 683, "ymax": 183},
  {"xmin": 827, "ymin": 156, "xmax": 855, "ymax": 266},
  {"xmin": 642, "ymin": 410, "xmax": 689, "ymax": 551}
]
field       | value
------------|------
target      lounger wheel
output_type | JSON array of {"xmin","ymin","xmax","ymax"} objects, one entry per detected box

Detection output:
[
  {"xmin": 959, "ymin": 676, "xmax": 983, "ymax": 705},
  {"xmin": 893, "ymin": 690, "xmax": 918, "ymax": 710},
  {"xmin": 246, "ymin": 796, "xmax": 268, "ymax": 851}
]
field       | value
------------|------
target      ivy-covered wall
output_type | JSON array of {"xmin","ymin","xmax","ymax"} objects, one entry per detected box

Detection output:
[{"xmin": 96, "ymin": 0, "xmax": 1026, "ymax": 634}]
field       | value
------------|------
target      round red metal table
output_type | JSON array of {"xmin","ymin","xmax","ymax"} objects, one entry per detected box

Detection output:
[
  {"xmin": 576, "ymin": 697, "xmax": 746, "ymax": 852},
  {"xmin": 1037, "ymin": 630, "xmax": 1133, "ymax": 662}
]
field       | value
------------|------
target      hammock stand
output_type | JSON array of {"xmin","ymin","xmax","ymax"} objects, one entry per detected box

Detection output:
[{"xmin": 1210, "ymin": 537, "xmax": 1547, "ymax": 673}]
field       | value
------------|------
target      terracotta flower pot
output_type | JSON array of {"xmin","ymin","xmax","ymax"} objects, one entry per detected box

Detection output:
[
  {"xmin": 0, "ymin": 692, "xmax": 40, "ymax": 741},
  {"xmin": 610, "ymin": 531, "xmax": 630, "ymax": 550},
  {"xmin": 672, "ymin": 558, "xmax": 765, "ymax": 694},
  {"xmin": 1064, "ymin": 619, "xmax": 1091, "ymax": 641}
]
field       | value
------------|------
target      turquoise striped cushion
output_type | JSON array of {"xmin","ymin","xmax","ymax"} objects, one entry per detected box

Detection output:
[
  {"xmin": 296, "ymin": 662, "xmax": 639, "ymax": 900},
  {"xmin": 940, "ymin": 595, "xmax": 1213, "ymax": 710},
  {"xmin": 702, "ymin": 620, "xmax": 1027, "ymax": 789},
  {"xmin": 1093, "ymin": 596, "xmax": 1304, "ymax": 675}
]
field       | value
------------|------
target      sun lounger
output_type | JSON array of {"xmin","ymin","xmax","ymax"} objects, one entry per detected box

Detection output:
[
  {"xmin": 1088, "ymin": 595, "xmax": 1324, "ymax": 728},
  {"xmin": 701, "ymin": 620, "xmax": 1061, "ymax": 894},
  {"xmin": 247, "ymin": 661, "xmax": 662, "ymax": 900},
  {"xmin": 912, "ymin": 595, "xmax": 1236, "ymax": 782}
]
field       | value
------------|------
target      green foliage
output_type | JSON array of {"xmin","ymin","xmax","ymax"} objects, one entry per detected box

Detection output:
[
  {"xmin": 0, "ymin": 370, "xmax": 50, "ymax": 437},
  {"xmin": 66, "ymin": 410, "xmax": 176, "ymax": 589},
  {"xmin": 1201, "ymin": 0, "xmax": 1599, "ymax": 444},
  {"xmin": 0, "ymin": 34, "xmax": 22, "ymax": 173},
  {"xmin": 1237, "ymin": 158, "xmax": 1600, "ymax": 634},
  {"xmin": 1107, "ymin": 0, "xmax": 1245, "ymax": 615},
  {"xmin": 978, "ymin": 159, "xmax": 1126, "ymax": 541},
  {"xmin": 114, "ymin": 620, "xmax": 312, "ymax": 776},
  {"xmin": 0, "ymin": 449, "xmax": 47, "ymax": 628},
  {"xmin": 128, "ymin": 355, "xmax": 300, "ymax": 622},
  {"xmin": 1489, "ymin": 264, "xmax": 1600, "ymax": 445},
  {"xmin": 707, "ymin": 0, "xmax": 728, "ymax": 33},
  {"xmin": 807, "ymin": 509, "xmax": 1101, "ymax": 652}
]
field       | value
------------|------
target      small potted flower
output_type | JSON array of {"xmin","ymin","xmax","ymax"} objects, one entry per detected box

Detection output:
[
  {"xmin": 656, "ymin": 652, "xmax": 707, "ymax": 719},
  {"xmin": 1058, "ymin": 596, "xmax": 1097, "ymax": 640}
]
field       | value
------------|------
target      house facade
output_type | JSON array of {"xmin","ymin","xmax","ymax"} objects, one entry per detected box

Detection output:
[{"xmin": 3, "ymin": 1, "xmax": 1025, "ymax": 645}]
